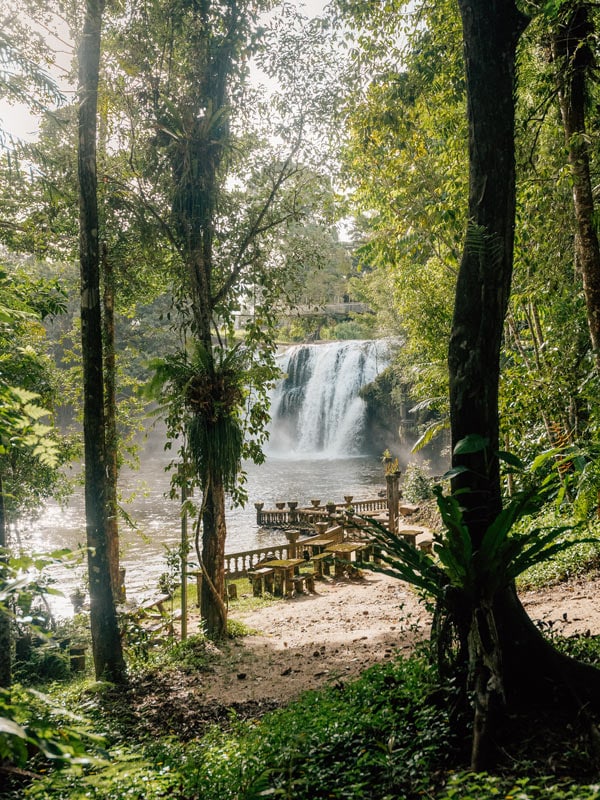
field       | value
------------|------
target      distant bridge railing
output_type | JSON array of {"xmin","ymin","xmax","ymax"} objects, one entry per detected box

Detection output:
[{"xmin": 235, "ymin": 302, "xmax": 372, "ymax": 326}]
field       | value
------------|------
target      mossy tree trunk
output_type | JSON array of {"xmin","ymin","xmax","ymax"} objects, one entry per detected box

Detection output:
[
  {"xmin": 199, "ymin": 475, "xmax": 228, "ymax": 635},
  {"xmin": 165, "ymin": 1, "xmax": 241, "ymax": 639},
  {"xmin": 78, "ymin": 0, "xmax": 125, "ymax": 681}
]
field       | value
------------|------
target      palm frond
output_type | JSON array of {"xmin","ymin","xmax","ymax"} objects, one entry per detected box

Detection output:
[{"xmin": 411, "ymin": 418, "xmax": 449, "ymax": 453}]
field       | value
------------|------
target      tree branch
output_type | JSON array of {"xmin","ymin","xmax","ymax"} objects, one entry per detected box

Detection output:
[{"xmin": 212, "ymin": 148, "xmax": 303, "ymax": 306}]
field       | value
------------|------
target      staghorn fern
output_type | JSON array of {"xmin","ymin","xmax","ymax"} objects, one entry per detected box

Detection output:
[
  {"xmin": 147, "ymin": 342, "xmax": 248, "ymax": 492},
  {"xmin": 188, "ymin": 407, "xmax": 243, "ymax": 493}
]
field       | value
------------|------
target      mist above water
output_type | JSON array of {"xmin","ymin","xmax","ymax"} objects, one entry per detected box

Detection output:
[{"xmin": 20, "ymin": 340, "xmax": 395, "ymax": 616}]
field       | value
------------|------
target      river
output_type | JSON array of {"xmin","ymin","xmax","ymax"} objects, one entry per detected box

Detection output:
[
  {"xmin": 20, "ymin": 442, "xmax": 385, "ymax": 617},
  {"xmin": 19, "ymin": 340, "xmax": 394, "ymax": 616}
]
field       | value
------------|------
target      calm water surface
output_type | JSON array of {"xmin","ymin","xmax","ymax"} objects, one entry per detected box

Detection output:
[{"xmin": 21, "ymin": 444, "xmax": 384, "ymax": 616}]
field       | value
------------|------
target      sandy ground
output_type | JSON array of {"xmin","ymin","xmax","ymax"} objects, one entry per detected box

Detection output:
[{"xmin": 183, "ymin": 571, "xmax": 600, "ymax": 706}]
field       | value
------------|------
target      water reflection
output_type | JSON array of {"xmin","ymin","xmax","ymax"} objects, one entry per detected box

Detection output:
[{"xmin": 20, "ymin": 449, "xmax": 384, "ymax": 617}]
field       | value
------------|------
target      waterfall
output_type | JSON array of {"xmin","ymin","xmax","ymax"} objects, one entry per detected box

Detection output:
[{"xmin": 267, "ymin": 339, "xmax": 390, "ymax": 457}]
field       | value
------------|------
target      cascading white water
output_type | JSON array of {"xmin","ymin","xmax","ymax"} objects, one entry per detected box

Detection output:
[{"xmin": 267, "ymin": 339, "xmax": 390, "ymax": 457}]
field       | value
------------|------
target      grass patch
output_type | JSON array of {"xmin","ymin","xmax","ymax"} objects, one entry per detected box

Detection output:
[
  {"xmin": 226, "ymin": 618, "xmax": 258, "ymax": 638},
  {"xmin": 163, "ymin": 575, "xmax": 278, "ymax": 617},
  {"xmin": 225, "ymin": 576, "xmax": 278, "ymax": 613}
]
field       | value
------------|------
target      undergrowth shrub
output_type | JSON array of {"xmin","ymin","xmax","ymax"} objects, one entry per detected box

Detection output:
[
  {"xmin": 25, "ymin": 653, "xmax": 450, "ymax": 800},
  {"xmin": 437, "ymin": 772, "xmax": 600, "ymax": 799},
  {"xmin": 22, "ymin": 644, "xmax": 600, "ymax": 800},
  {"xmin": 401, "ymin": 462, "xmax": 434, "ymax": 503},
  {"xmin": 516, "ymin": 512, "xmax": 600, "ymax": 589},
  {"xmin": 548, "ymin": 632, "xmax": 600, "ymax": 666},
  {"xmin": 13, "ymin": 641, "xmax": 71, "ymax": 683},
  {"xmin": 179, "ymin": 652, "xmax": 451, "ymax": 800}
]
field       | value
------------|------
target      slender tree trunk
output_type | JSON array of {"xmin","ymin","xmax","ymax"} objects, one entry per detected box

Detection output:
[
  {"xmin": 165, "ymin": 3, "xmax": 239, "ymax": 638},
  {"xmin": 102, "ymin": 245, "xmax": 121, "ymax": 601},
  {"xmin": 180, "ymin": 473, "xmax": 189, "ymax": 640},
  {"xmin": 552, "ymin": 6, "xmax": 600, "ymax": 370},
  {"xmin": 0, "ymin": 475, "xmax": 11, "ymax": 688},
  {"xmin": 78, "ymin": 0, "xmax": 125, "ymax": 682},
  {"xmin": 200, "ymin": 477, "xmax": 227, "ymax": 637}
]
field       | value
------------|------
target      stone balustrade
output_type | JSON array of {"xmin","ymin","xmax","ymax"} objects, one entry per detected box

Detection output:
[
  {"xmin": 255, "ymin": 496, "xmax": 388, "ymax": 528},
  {"xmin": 224, "ymin": 544, "xmax": 295, "ymax": 577},
  {"xmin": 351, "ymin": 498, "xmax": 388, "ymax": 513}
]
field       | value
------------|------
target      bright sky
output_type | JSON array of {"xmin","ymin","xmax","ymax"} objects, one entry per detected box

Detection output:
[{"xmin": 1, "ymin": 0, "xmax": 328, "ymax": 144}]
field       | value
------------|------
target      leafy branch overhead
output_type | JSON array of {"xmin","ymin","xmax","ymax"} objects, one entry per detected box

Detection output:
[{"xmin": 0, "ymin": 386, "xmax": 59, "ymax": 468}]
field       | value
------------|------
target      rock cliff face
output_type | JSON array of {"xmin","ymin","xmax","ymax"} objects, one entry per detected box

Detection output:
[
  {"xmin": 359, "ymin": 367, "xmax": 406, "ymax": 455},
  {"xmin": 360, "ymin": 365, "xmax": 449, "ymax": 472}
]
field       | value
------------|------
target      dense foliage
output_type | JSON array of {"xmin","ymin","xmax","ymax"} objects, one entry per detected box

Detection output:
[
  {"xmin": 4, "ymin": 0, "xmax": 600, "ymax": 795},
  {"xmin": 9, "ymin": 627, "xmax": 600, "ymax": 799}
]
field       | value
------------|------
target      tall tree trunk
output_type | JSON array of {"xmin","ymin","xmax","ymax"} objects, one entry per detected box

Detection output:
[
  {"xmin": 452, "ymin": 0, "xmax": 529, "ymax": 769},
  {"xmin": 0, "ymin": 475, "xmax": 11, "ymax": 688},
  {"xmin": 102, "ymin": 245, "xmax": 121, "ymax": 601},
  {"xmin": 450, "ymin": 0, "xmax": 529, "ymax": 542},
  {"xmin": 78, "ymin": 0, "xmax": 125, "ymax": 682},
  {"xmin": 552, "ymin": 5, "xmax": 600, "ymax": 370},
  {"xmin": 450, "ymin": 0, "xmax": 600, "ymax": 769}
]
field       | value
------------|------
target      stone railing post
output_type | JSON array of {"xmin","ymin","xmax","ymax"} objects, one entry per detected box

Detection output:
[
  {"xmin": 285, "ymin": 528, "xmax": 300, "ymax": 558},
  {"xmin": 386, "ymin": 470, "xmax": 401, "ymax": 534}
]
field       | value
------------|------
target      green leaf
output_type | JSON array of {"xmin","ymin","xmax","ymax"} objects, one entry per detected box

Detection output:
[
  {"xmin": 530, "ymin": 447, "xmax": 562, "ymax": 472},
  {"xmin": 0, "ymin": 717, "xmax": 27, "ymax": 738},
  {"xmin": 411, "ymin": 418, "xmax": 449, "ymax": 453},
  {"xmin": 8, "ymin": 387, "xmax": 40, "ymax": 405},
  {"xmin": 453, "ymin": 434, "xmax": 489, "ymax": 455},
  {"xmin": 496, "ymin": 450, "xmax": 524, "ymax": 469},
  {"xmin": 440, "ymin": 465, "xmax": 470, "ymax": 481},
  {"xmin": 543, "ymin": 0, "xmax": 565, "ymax": 18}
]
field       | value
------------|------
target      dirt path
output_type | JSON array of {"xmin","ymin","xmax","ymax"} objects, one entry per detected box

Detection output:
[
  {"xmin": 183, "ymin": 571, "xmax": 600, "ymax": 706},
  {"xmin": 519, "ymin": 573, "xmax": 600, "ymax": 637}
]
